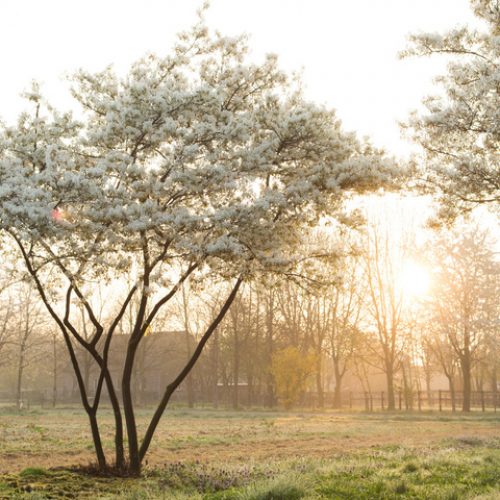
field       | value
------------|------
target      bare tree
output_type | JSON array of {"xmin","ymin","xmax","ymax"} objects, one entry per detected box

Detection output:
[
  {"xmin": 362, "ymin": 225, "xmax": 407, "ymax": 410},
  {"xmin": 11, "ymin": 283, "xmax": 47, "ymax": 410},
  {"xmin": 327, "ymin": 257, "xmax": 365, "ymax": 409},
  {"xmin": 426, "ymin": 226, "xmax": 500, "ymax": 411},
  {"xmin": 427, "ymin": 332, "xmax": 460, "ymax": 411},
  {"xmin": 0, "ymin": 293, "xmax": 13, "ymax": 366}
]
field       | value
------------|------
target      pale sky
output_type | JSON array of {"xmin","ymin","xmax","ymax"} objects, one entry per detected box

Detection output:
[{"xmin": 0, "ymin": 0, "xmax": 479, "ymax": 156}]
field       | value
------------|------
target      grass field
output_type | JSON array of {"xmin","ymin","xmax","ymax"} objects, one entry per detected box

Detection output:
[{"xmin": 0, "ymin": 407, "xmax": 498, "ymax": 498}]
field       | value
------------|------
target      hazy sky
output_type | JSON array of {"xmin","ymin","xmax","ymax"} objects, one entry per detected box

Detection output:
[{"xmin": 0, "ymin": 0, "xmax": 478, "ymax": 156}]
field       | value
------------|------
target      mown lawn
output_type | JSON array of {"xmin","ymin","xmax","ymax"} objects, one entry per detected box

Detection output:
[{"xmin": 0, "ymin": 407, "xmax": 498, "ymax": 498}]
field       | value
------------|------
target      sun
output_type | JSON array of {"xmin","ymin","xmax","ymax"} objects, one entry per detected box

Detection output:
[{"xmin": 399, "ymin": 260, "xmax": 430, "ymax": 299}]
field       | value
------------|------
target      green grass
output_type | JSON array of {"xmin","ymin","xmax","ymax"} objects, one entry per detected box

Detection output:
[
  {"xmin": 0, "ymin": 408, "xmax": 498, "ymax": 498},
  {"xmin": 1, "ymin": 447, "xmax": 499, "ymax": 499}
]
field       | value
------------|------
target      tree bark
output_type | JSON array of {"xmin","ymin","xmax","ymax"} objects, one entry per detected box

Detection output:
[
  {"xmin": 122, "ymin": 337, "xmax": 141, "ymax": 474},
  {"xmin": 89, "ymin": 411, "xmax": 106, "ymax": 470}
]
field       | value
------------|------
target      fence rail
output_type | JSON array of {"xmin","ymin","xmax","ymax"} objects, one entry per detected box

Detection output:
[
  {"xmin": 0, "ymin": 389, "xmax": 498, "ymax": 412},
  {"xmin": 300, "ymin": 390, "xmax": 499, "ymax": 412}
]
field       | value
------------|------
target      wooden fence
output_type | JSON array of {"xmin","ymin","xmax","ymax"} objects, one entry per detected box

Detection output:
[
  {"xmin": 300, "ymin": 390, "xmax": 499, "ymax": 412},
  {"xmin": 1, "ymin": 389, "xmax": 498, "ymax": 412}
]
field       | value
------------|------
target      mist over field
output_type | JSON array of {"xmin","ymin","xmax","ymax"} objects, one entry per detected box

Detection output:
[{"xmin": 0, "ymin": 0, "xmax": 498, "ymax": 498}]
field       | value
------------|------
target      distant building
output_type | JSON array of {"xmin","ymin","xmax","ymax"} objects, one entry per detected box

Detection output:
[{"xmin": 57, "ymin": 331, "xmax": 192, "ymax": 404}]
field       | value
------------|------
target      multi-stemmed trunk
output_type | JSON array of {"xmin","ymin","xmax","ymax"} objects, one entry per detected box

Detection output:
[
  {"xmin": 117, "ymin": 278, "xmax": 243, "ymax": 476},
  {"xmin": 14, "ymin": 233, "xmax": 244, "ymax": 476},
  {"xmin": 14, "ymin": 235, "xmax": 127, "ymax": 471}
]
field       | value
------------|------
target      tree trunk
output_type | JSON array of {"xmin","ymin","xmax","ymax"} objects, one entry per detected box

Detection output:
[
  {"xmin": 402, "ymin": 363, "xmax": 413, "ymax": 410},
  {"xmin": 83, "ymin": 352, "xmax": 92, "ymax": 397},
  {"xmin": 89, "ymin": 412, "xmax": 107, "ymax": 470},
  {"xmin": 315, "ymin": 357, "xmax": 324, "ymax": 409},
  {"xmin": 122, "ymin": 339, "xmax": 141, "ymax": 475},
  {"xmin": 181, "ymin": 286, "xmax": 195, "ymax": 408},
  {"xmin": 52, "ymin": 334, "xmax": 57, "ymax": 408},
  {"xmin": 232, "ymin": 325, "xmax": 240, "ymax": 410},
  {"xmin": 247, "ymin": 373, "xmax": 254, "ymax": 407},
  {"xmin": 14, "ymin": 239, "xmax": 121, "ymax": 472},
  {"xmin": 332, "ymin": 363, "xmax": 343, "ymax": 409},
  {"xmin": 185, "ymin": 357, "xmax": 195, "ymax": 408},
  {"xmin": 386, "ymin": 364, "xmax": 396, "ymax": 410},
  {"xmin": 462, "ymin": 355, "xmax": 472, "ymax": 412},
  {"xmin": 425, "ymin": 369, "xmax": 432, "ymax": 409},
  {"xmin": 333, "ymin": 381, "xmax": 342, "ymax": 409},
  {"xmin": 212, "ymin": 332, "xmax": 219, "ymax": 409},
  {"xmin": 449, "ymin": 377, "xmax": 456, "ymax": 413},
  {"xmin": 16, "ymin": 347, "xmax": 25, "ymax": 411},
  {"xmin": 491, "ymin": 366, "xmax": 498, "ymax": 398},
  {"xmin": 265, "ymin": 293, "xmax": 275, "ymax": 407},
  {"xmin": 101, "ymin": 363, "xmax": 125, "ymax": 470}
]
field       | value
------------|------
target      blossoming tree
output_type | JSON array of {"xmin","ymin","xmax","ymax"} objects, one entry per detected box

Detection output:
[
  {"xmin": 402, "ymin": 0, "xmax": 499, "ymax": 219},
  {"xmin": 0, "ymin": 19, "xmax": 397, "ymax": 474}
]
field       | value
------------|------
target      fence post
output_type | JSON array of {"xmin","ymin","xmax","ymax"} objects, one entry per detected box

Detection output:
[
  {"xmin": 364, "ymin": 392, "xmax": 369, "ymax": 412},
  {"xmin": 381, "ymin": 391, "xmax": 385, "ymax": 411},
  {"xmin": 349, "ymin": 392, "xmax": 352, "ymax": 410},
  {"xmin": 481, "ymin": 391, "xmax": 485, "ymax": 412},
  {"xmin": 439, "ymin": 390, "xmax": 442, "ymax": 412},
  {"xmin": 370, "ymin": 394, "xmax": 373, "ymax": 412},
  {"xmin": 418, "ymin": 391, "xmax": 422, "ymax": 412}
]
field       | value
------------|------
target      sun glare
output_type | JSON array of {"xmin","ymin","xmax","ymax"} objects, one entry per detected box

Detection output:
[{"xmin": 399, "ymin": 260, "xmax": 430, "ymax": 299}]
